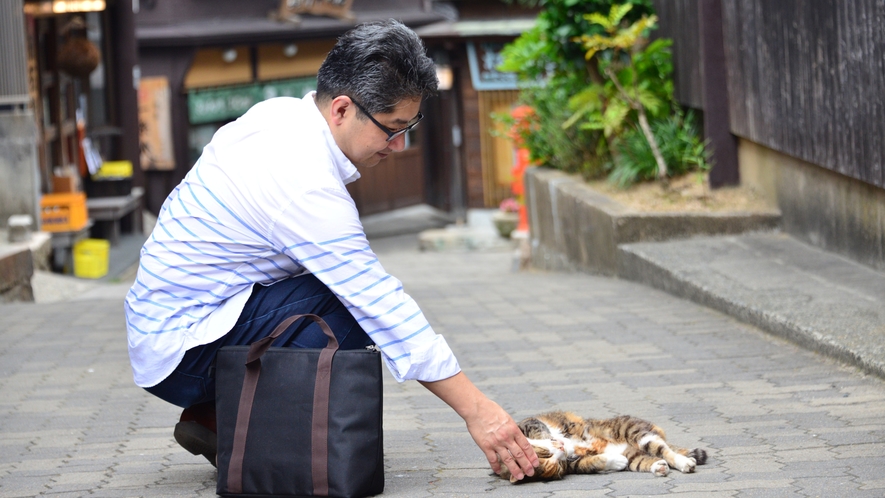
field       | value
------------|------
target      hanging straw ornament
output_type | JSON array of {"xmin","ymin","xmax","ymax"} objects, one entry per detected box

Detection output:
[{"xmin": 57, "ymin": 17, "xmax": 101, "ymax": 78}]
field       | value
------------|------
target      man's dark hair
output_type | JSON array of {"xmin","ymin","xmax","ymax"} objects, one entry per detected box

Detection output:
[{"xmin": 316, "ymin": 19, "xmax": 438, "ymax": 114}]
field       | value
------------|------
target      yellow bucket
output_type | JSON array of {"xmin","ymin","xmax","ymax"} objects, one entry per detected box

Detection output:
[{"xmin": 73, "ymin": 239, "xmax": 110, "ymax": 279}]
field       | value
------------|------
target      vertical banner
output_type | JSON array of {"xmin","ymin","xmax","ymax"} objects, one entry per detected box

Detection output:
[{"xmin": 138, "ymin": 76, "xmax": 175, "ymax": 170}]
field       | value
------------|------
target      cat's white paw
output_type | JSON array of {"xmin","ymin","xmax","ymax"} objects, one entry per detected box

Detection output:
[
  {"xmin": 673, "ymin": 455, "xmax": 697, "ymax": 473},
  {"xmin": 604, "ymin": 454, "xmax": 628, "ymax": 471},
  {"xmin": 651, "ymin": 460, "xmax": 669, "ymax": 476}
]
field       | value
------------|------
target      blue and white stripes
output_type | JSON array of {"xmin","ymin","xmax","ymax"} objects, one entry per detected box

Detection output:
[{"xmin": 125, "ymin": 94, "xmax": 459, "ymax": 387}]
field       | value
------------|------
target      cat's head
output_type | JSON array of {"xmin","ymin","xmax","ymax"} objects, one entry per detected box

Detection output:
[{"xmin": 500, "ymin": 439, "xmax": 566, "ymax": 483}]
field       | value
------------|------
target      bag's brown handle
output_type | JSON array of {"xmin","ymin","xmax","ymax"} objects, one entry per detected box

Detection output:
[{"xmin": 227, "ymin": 313, "xmax": 339, "ymax": 495}]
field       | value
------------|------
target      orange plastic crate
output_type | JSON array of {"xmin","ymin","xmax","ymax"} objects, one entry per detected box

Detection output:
[{"xmin": 40, "ymin": 192, "xmax": 88, "ymax": 232}]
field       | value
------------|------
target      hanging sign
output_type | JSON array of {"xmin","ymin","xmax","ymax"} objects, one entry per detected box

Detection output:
[
  {"xmin": 187, "ymin": 76, "xmax": 317, "ymax": 125},
  {"xmin": 277, "ymin": 0, "xmax": 355, "ymax": 22},
  {"xmin": 466, "ymin": 42, "xmax": 518, "ymax": 91},
  {"xmin": 138, "ymin": 76, "xmax": 176, "ymax": 170}
]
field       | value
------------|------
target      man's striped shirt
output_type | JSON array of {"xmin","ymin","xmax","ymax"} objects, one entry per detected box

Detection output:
[{"xmin": 125, "ymin": 94, "xmax": 460, "ymax": 387}]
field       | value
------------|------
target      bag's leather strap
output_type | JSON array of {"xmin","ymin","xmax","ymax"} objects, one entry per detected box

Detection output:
[{"xmin": 227, "ymin": 313, "xmax": 339, "ymax": 495}]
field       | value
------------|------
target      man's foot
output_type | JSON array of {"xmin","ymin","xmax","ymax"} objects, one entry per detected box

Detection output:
[{"xmin": 174, "ymin": 401, "xmax": 217, "ymax": 467}]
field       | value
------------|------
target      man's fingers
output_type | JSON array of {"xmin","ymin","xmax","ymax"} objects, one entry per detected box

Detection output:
[
  {"xmin": 498, "ymin": 448, "xmax": 525, "ymax": 480},
  {"xmin": 506, "ymin": 442, "xmax": 536, "ymax": 477},
  {"xmin": 515, "ymin": 431, "xmax": 540, "ymax": 468},
  {"xmin": 485, "ymin": 449, "xmax": 502, "ymax": 474}
]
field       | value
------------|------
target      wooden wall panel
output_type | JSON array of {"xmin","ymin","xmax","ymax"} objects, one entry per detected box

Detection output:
[
  {"xmin": 477, "ymin": 90, "xmax": 519, "ymax": 207},
  {"xmin": 653, "ymin": 0, "xmax": 703, "ymax": 109},
  {"xmin": 722, "ymin": 0, "xmax": 885, "ymax": 188},
  {"xmin": 459, "ymin": 50, "xmax": 485, "ymax": 209}
]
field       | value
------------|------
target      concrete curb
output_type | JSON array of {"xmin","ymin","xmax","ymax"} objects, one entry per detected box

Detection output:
[
  {"xmin": 618, "ymin": 243, "xmax": 885, "ymax": 380},
  {"xmin": 525, "ymin": 167, "xmax": 781, "ymax": 275}
]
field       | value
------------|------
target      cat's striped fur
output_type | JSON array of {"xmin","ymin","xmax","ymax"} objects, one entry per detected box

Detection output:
[{"xmin": 501, "ymin": 411, "xmax": 707, "ymax": 483}]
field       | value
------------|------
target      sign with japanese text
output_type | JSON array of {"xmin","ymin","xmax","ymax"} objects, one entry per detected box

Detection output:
[
  {"xmin": 187, "ymin": 76, "xmax": 317, "ymax": 125},
  {"xmin": 466, "ymin": 42, "xmax": 518, "ymax": 91}
]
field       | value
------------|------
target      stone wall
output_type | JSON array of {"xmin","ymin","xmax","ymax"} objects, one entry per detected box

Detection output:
[
  {"xmin": 739, "ymin": 140, "xmax": 885, "ymax": 272},
  {"xmin": 0, "ymin": 247, "xmax": 33, "ymax": 302}
]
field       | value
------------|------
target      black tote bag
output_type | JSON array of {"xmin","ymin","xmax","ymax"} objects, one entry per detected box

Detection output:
[{"xmin": 215, "ymin": 314, "xmax": 384, "ymax": 497}]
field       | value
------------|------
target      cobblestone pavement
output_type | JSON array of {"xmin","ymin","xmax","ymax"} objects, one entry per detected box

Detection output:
[{"xmin": 1, "ymin": 235, "xmax": 884, "ymax": 497}]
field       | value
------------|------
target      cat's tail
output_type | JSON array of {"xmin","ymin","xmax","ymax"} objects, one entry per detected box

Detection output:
[{"xmin": 679, "ymin": 447, "xmax": 708, "ymax": 466}]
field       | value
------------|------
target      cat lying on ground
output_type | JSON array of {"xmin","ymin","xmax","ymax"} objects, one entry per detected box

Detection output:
[{"xmin": 500, "ymin": 411, "xmax": 708, "ymax": 483}]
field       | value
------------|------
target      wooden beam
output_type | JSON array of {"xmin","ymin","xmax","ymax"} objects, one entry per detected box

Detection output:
[{"xmin": 700, "ymin": 0, "xmax": 739, "ymax": 188}]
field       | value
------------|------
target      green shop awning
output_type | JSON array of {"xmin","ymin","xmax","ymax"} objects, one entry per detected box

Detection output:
[{"xmin": 187, "ymin": 77, "xmax": 317, "ymax": 125}]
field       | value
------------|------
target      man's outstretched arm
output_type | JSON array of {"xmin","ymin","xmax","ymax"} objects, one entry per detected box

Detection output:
[{"xmin": 420, "ymin": 371, "xmax": 539, "ymax": 480}]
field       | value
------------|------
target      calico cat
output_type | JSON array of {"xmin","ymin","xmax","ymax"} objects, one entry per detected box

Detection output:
[{"xmin": 500, "ymin": 411, "xmax": 707, "ymax": 483}]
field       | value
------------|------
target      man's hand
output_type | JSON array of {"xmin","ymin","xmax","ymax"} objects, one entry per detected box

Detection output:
[
  {"xmin": 463, "ymin": 396, "xmax": 537, "ymax": 479},
  {"xmin": 420, "ymin": 372, "xmax": 539, "ymax": 480}
]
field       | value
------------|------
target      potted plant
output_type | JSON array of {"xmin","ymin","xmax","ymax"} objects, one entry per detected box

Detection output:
[{"xmin": 493, "ymin": 198, "xmax": 521, "ymax": 238}]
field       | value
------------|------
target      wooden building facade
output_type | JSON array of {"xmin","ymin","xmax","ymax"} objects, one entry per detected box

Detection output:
[{"xmin": 134, "ymin": 0, "xmax": 537, "ymax": 220}]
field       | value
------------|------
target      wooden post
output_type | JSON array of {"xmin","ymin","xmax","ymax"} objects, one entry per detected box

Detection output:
[
  {"xmin": 109, "ymin": 0, "xmax": 143, "ymax": 192},
  {"xmin": 700, "ymin": 0, "xmax": 739, "ymax": 187}
]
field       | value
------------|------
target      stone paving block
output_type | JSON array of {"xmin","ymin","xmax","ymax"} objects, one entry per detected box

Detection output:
[
  {"xmin": 804, "ymin": 429, "xmax": 878, "ymax": 446},
  {"xmin": 43, "ymin": 492, "xmax": 108, "ymax": 498},
  {"xmin": 792, "ymin": 476, "xmax": 881, "ymax": 498},
  {"xmin": 381, "ymin": 471, "xmax": 435, "ymax": 498},
  {"xmin": 779, "ymin": 411, "xmax": 849, "ymax": 429},
  {"xmin": 858, "ymin": 479, "xmax": 885, "ymax": 491},
  {"xmin": 547, "ymin": 489, "xmax": 613, "ymax": 497},
  {"xmin": 0, "ymin": 476, "xmax": 54, "ymax": 497},
  {"xmin": 157, "ymin": 464, "xmax": 216, "ymax": 486},
  {"xmin": 670, "ymin": 478, "xmax": 795, "ymax": 493},
  {"xmin": 3, "ymin": 457, "xmax": 65, "ymax": 474},
  {"xmin": 762, "ymin": 434, "xmax": 829, "ymax": 451},
  {"xmin": 605, "ymin": 474, "xmax": 674, "ymax": 496},
  {"xmin": 98, "ymin": 472, "xmax": 161, "ymax": 489},
  {"xmin": 775, "ymin": 446, "xmax": 837, "ymax": 462},
  {"xmin": 733, "ymin": 487, "xmax": 803, "ymax": 497},
  {"xmin": 721, "ymin": 454, "xmax": 784, "ymax": 473},
  {"xmin": 528, "ymin": 475, "xmax": 616, "ymax": 493},
  {"xmin": 48, "ymin": 470, "xmax": 110, "ymax": 486},
  {"xmin": 778, "ymin": 460, "xmax": 851, "ymax": 478},
  {"xmin": 90, "ymin": 484, "xmax": 154, "ymax": 497},
  {"xmin": 385, "ymin": 454, "xmax": 435, "ymax": 472},
  {"xmin": 108, "ymin": 458, "xmax": 170, "ymax": 476},
  {"xmin": 830, "ymin": 442, "xmax": 885, "ymax": 459},
  {"xmin": 839, "ymin": 458, "xmax": 885, "ymax": 481},
  {"xmin": 51, "ymin": 458, "xmax": 119, "ymax": 475},
  {"xmin": 429, "ymin": 476, "xmax": 502, "ymax": 495}
]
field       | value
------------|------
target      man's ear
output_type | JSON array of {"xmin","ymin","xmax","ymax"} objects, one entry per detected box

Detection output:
[{"xmin": 328, "ymin": 96, "xmax": 353, "ymax": 126}]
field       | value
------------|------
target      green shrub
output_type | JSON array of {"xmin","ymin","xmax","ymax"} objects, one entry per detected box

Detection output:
[
  {"xmin": 499, "ymin": 1, "xmax": 713, "ymax": 187},
  {"xmin": 499, "ymin": 0, "xmax": 655, "ymax": 179},
  {"xmin": 608, "ymin": 110, "xmax": 712, "ymax": 187}
]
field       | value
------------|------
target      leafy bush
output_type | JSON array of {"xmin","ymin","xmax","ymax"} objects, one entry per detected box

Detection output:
[
  {"xmin": 500, "ymin": 1, "xmax": 712, "ymax": 188},
  {"xmin": 609, "ymin": 110, "xmax": 712, "ymax": 187},
  {"xmin": 499, "ymin": 0, "xmax": 655, "ymax": 179}
]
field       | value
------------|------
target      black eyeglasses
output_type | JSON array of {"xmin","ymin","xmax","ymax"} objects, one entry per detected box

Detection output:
[{"xmin": 350, "ymin": 98, "xmax": 423, "ymax": 142}]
